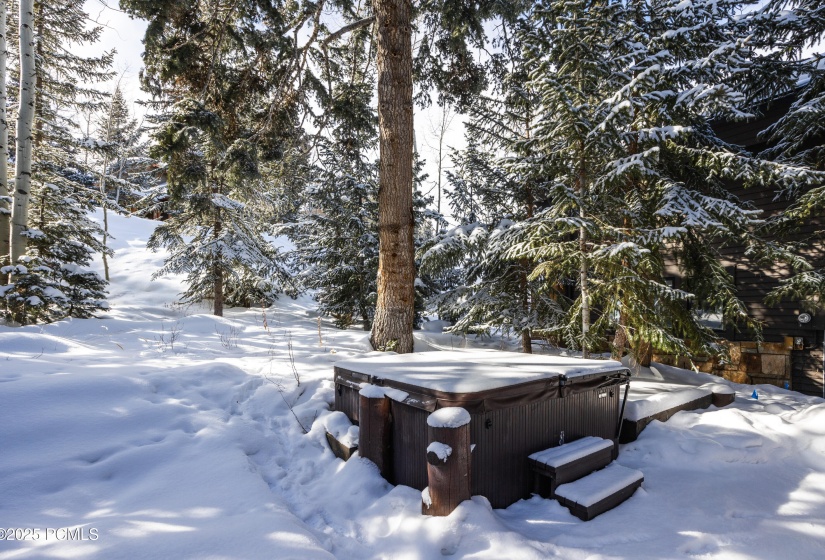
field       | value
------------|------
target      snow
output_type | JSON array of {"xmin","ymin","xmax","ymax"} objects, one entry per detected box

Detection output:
[
  {"xmin": 421, "ymin": 487, "xmax": 432, "ymax": 507},
  {"xmin": 701, "ymin": 382, "xmax": 736, "ymax": 395},
  {"xmin": 529, "ymin": 437, "xmax": 614, "ymax": 468},
  {"xmin": 625, "ymin": 387, "xmax": 712, "ymax": 421},
  {"xmin": 358, "ymin": 383, "xmax": 409, "ymax": 402},
  {"xmin": 427, "ymin": 407, "xmax": 471, "ymax": 428},
  {"xmin": 321, "ymin": 411, "xmax": 359, "ymax": 449},
  {"xmin": 381, "ymin": 387, "xmax": 409, "ymax": 402},
  {"xmin": 2, "ymin": 210, "xmax": 825, "ymax": 559},
  {"xmin": 621, "ymin": 356, "xmax": 736, "ymax": 421},
  {"xmin": 426, "ymin": 442, "xmax": 452, "ymax": 462},
  {"xmin": 358, "ymin": 383, "xmax": 387, "ymax": 399},
  {"xmin": 336, "ymin": 351, "xmax": 626, "ymax": 393},
  {"xmin": 555, "ymin": 464, "xmax": 644, "ymax": 508}
]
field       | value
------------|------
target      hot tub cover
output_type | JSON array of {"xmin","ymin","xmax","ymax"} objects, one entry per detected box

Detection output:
[{"xmin": 334, "ymin": 351, "xmax": 629, "ymax": 413}]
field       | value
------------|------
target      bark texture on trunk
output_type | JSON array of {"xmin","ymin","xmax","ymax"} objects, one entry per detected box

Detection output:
[
  {"xmin": 213, "ymin": 213, "xmax": 223, "ymax": 317},
  {"xmin": 636, "ymin": 340, "xmax": 652, "ymax": 368},
  {"xmin": 10, "ymin": 0, "xmax": 35, "ymax": 266},
  {"xmin": 612, "ymin": 311, "xmax": 628, "ymax": 360},
  {"xmin": 577, "ymin": 159, "xmax": 590, "ymax": 359},
  {"xmin": 519, "ymin": 260, "xmax": 532, "ymax": 354},
  {"xmin": 370, "ymin": 0, "xmax": 415, "ymax": 354},
  {"xmin": 579, "ymin": 222, "xmax": 590, "ymax": 359},
  {"xmin": 0, "ymin": 1, "xmax": 10, "ymax": 274}
]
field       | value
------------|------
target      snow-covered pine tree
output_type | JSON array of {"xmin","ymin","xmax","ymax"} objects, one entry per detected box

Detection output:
[
  {"xmin": 419, "ymin": 40, "xmax": 564, "ymax": 353},
  {"xmin": 501, "ymin": 0, "xmax": 818, "ymax": 362},
  {"xmin": 124, "ymin": 0, "xmax": 304, "ymax": 315},
  {"xmin": 494, "ymin": 0, "xmax": 625, "ymax": 358},
  {"xmin": 94, "ymin": 86, "xmax": 146, "ymax": 206},
  {"xmin": 751, "ymin": 0, "xmax": 825, "ymax": 165},
  {"xmin": 294, "ymin": 145, "xmax": 380, "ymax": 330},
  {"xmin": 288, "ymin": 7, "xmax": 437, "ymax": 332},
  {"xmin": 91, "ymin": 84, "xmax": 147, "ymax": 281},
  {"xmin": 288, "ymin": 11, "xmax": 379, "ymax": 330},
  {"xmin": 749, "ymin": 0, "xmax": 825, "ymax": 310}
]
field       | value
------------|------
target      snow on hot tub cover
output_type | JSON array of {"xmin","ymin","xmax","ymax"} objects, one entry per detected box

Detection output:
[{"xmin": 334, "ymin": 350, "xmax": 627, "ymax": 394}]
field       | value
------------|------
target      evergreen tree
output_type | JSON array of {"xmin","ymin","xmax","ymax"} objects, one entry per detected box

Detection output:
[
  {"xmin": 289, "ymin": 8, "xmax": 437, "ymax": 331},
  {"xmin": 752, "ymin": 0, "xmax": 825, "ymax": 310},
  {"xmin": 123, "ymin": 0, "xmax": 305, "ymax": 315},
  {"xmin": 751, "ymin": 0, "xmax": 825, "ymax": 165},
  {"xmin": 89, "ymin": 84, "xmax": 148, "ymax": 281},
  {"xmin": 493, "ymin": 0, "xmax": 817, "ymax": 362},
  {"xmin": 294, "ymin": 144, "xmax": 380, "ymax": 330},
  {"xmin": 288, "ymin": 13, "xmax": 379, "ymax": 330},
  {"xmin": 420, "ymin": 55, "xmax": 564, "ymax": 352},
  {"xmin": 94, "ymin": 86, "xmax": 146, "ymax": 209}
]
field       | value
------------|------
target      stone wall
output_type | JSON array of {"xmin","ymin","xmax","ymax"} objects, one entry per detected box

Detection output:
[{"xmin": 653, "ymin": 339, "xmax": 793, "ymax": 388}]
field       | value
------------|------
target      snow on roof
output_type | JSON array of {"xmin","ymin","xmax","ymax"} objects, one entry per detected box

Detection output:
[{"xmin": 335, "ymin": 350, "xmax": 627, "ymax": 394}]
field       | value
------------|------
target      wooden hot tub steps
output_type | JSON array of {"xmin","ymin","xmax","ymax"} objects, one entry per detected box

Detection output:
[
  {"xmin": 554, "ymin": 463, "xmax": 644, "ymax": 521},
  {"xmin": 528, "ymin": 437, "xmax": 615, "ymax": 499}
]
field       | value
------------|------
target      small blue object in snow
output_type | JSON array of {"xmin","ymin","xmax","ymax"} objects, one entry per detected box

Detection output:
[
  {"xmin": 784, "ymin": 381, "xmax": 789, "ymax": 390},
  {"xmin": 752, "ymin": 389, "xmax": 758, "ymax": 400}
]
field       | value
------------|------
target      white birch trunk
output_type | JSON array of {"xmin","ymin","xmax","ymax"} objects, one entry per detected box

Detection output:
[
  {"xmin": 10, "ymin": 0, "xmax": 35, "ymax": 266},
  {"xmin": 0, "ymin": 1, "xmax": 10, "ymax": 273}
]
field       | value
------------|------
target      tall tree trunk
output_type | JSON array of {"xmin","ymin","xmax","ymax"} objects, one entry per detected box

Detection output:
[
  {"xmin": 579, "ymin": 219, "xmax": 590, "ymax": 358},
  {"xmin": 577, "ymin": 143, "xmax": 590, "ymax": 358},
  {"xmin": 370, "ymin": 0, "xmax": 415, "ymax": 353},
  {"xmin": 98, "ymin": 160, "xmax": 110, "ymax": 282},
  {"xmin": 636, "ymin": 340, "xmax": 652, "ymax": 368},
  {"xmin": 612, "ymin": 310, "xmax": 628, "ymax": 360},
  {"xmin": 101, "ymin": 205, "xmax": 110, "ymax": 281},
  {"xmin": 10, "ymin": 0, "xmax": 35, "ymax": 267},
  {"xmin": 0, "ymin": 1, "xmax": 10, "ymax": 277},
  {"xmin": 213, "ymin": 209, "xmax": 223, "ymax": 317},
  {"xmin": 520, "ymin": 112, "xmax": 535, "ymax": 354},
  {"xmin": 98, "ymin": 89, "xmax": 121, "ymax": 283}
]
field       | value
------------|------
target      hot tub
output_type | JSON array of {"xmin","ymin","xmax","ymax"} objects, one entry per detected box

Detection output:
[{"xmin": 334, "ymin": 351, "xmax": 630, "ymax": 508}]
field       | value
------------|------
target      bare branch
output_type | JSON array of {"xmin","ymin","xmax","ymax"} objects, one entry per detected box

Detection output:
[{"xmin": 321, "ymin": 16, "xmax": 375, "ymax": 47}]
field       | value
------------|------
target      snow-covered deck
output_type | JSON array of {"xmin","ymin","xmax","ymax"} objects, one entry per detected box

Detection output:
[
  {"xmin": 619, "ymin": 360, "xmax": 738, "ymax": 441},
  {"xmin": 335, "ymin": 350, "xmax": 627, "ymax": 394}
]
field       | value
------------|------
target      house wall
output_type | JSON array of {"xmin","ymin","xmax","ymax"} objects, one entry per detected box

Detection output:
[{"xmin": 680, "ymin": 92, "xmax": 825, "ymax": 397}]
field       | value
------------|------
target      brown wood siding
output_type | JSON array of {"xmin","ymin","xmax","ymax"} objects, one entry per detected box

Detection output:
[
  {"xmin": 713, "ymin": 94, "xmax": 796, "ymax": 150},
  {"xmin": 665, "ymin": 93, "xmax": 825, "ymax": 394},
  {"xmin": 792, "ymin": 346, "xmax": 824, "ymax": 397},
  {"xmin": 711, "ymin": 95, "xmax": 825, "ymax": 341}
]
